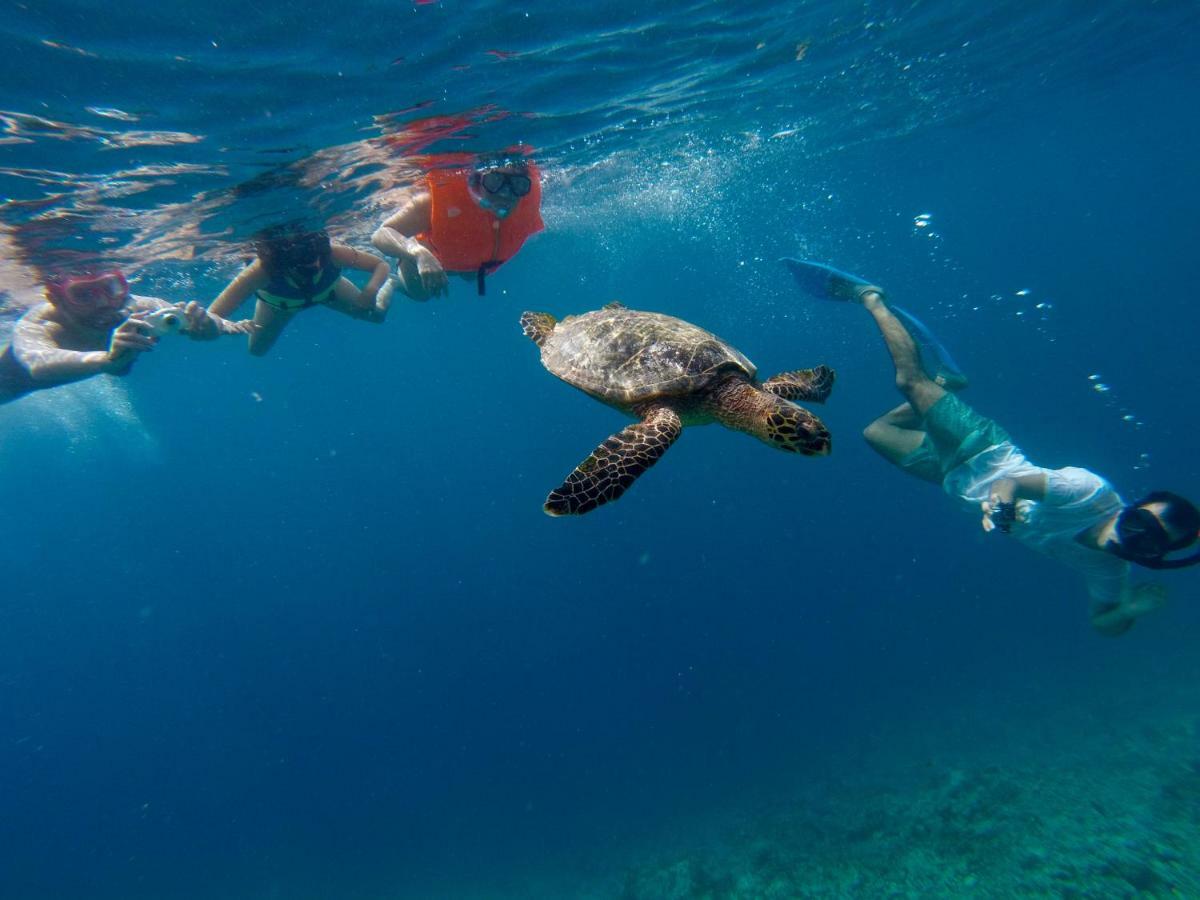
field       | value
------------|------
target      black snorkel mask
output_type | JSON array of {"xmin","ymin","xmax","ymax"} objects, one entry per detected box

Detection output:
[
  {"xmin": 1111, "ymin": 505, "xmax": 1200, "ymax": 570},
  {"xmin": 280, "ymin": 232, "xmax": 331, "ymax": 290}
]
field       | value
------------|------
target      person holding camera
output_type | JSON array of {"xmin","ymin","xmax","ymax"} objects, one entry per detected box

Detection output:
[
  {"xmin": 787, "ymin": 258, "xmax": 1200, "ymax": 636},
  {"xmin": 1, "ymin": 269, "xmax": 248, "ymax": 405}
]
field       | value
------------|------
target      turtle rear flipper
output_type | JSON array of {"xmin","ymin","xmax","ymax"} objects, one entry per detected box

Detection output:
[
  {"xmin": 763, "ymin": 365, "xmax": 835, "ymax": 403},
  {"xmin": 520, "ymin": 311, "xmax": 557, "ymax": 346},
  {"xmin": 544, "ymin": 405, "xmax": 682, "ymax": 516}
]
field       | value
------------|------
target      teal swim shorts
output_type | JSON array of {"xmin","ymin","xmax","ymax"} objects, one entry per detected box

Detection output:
[{"xmin": 896, "ymin": 394, "xmax": 1011, "ymax": 484}]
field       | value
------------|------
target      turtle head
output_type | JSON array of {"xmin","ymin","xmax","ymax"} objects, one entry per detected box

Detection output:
[
  {"xmin": 709, "ymin": 377, "xmax": 831, "ymax": 456},
  {"xmin": 761, "ymin": 401, "xmax": 831, "ymax": 456},
  {"xmin": 520, "ymin": 310, "xmax": 557, "ymax": 346}
]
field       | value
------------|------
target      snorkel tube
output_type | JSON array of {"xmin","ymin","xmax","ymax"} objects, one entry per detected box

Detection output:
[
  {"xmin": 1110, "ymin": 494, "xmax": 1200, "ymax": 570},
  {"xmin": 465, "ymin": 155, "xmax": 538, "ymax": 296}
]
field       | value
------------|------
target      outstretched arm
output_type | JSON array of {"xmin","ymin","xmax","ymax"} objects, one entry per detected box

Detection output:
[
  {"xmin": 127, "ymin": 295, "xmax": 252, "ymax": 341},
  {"xmin": 209, "ymin": 262, "xmax": 265, "ymax": 319},
  {"xmin": 11, "ymin": 311, "xmax": 148, "ymax": 383}
]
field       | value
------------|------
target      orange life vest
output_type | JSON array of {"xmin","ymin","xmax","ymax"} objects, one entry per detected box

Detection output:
[{"xmin": 416, "ymin": 164, "xmax": 544, "ymax": 275}]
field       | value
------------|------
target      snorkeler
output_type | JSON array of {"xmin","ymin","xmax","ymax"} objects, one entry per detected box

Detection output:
[
  {"xmin": 371, "ymin": 153, "xmax": 544, "ymax": 300},
  {"xmin": 786, "ymin": 258, "xmax": 1200, "ymax": 637},
  {"xmin": 209, "ymin": 225, "xmax": 393, "ymax": 357},
  {"xmin": 0, "ymin": 269, "xmax": 251, "ymax": 405}
]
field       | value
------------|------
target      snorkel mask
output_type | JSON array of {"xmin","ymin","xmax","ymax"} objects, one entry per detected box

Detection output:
[
  {"xmin": 1111, "ymin": 501, "xmax": 1200, "ymax": 570},
  {"xmin": 49, "ymin": 270, "xmax": 130, "ymax": 309},
  {"xmin": 255, "ymin": 227, "xmax": 331, "ymax": 285},
  {"xmin": 478, "ymin": 169, "xmax": 532, "ymax": 197},
  {"xmin": 284, "ymin": 231, "xmax": 330, "ymax": 270},
  {"xmin": 468, "ymin": 158, "xmax": 533, "ymax": 219},
  {"xmin": 46, "ymin": 270, "xmax": 131, "ymax": 328}
]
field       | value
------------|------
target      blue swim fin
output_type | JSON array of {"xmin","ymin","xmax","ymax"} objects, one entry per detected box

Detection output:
[
  {"xmin": 890, "ymin": 304, "xmax": 968, "ymax": 391},
  {"xmin": 780, "ymin": 257, "xmax": 877, "ymax": 302},
  {"xmin": 782, "ymin": 257, "xmax": 968, "ymax": 391}
]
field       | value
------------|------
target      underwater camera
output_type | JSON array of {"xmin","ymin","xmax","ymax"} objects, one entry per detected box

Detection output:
[
  {"xmin": 992, "ymin": 500, "xmax": 1018, "ymax": 533},
  {"xmin": 140, "ymin": 307, "xmax": 185, "ymax": 337}
]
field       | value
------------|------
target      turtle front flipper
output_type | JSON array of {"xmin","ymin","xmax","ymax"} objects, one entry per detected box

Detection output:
[
  {"xmin": 545, "ymin": 405, "xmax": 682, "ymax": 516},
  {"xmin": 762, "ymin": 365, "xmax": 835, "ymax": 403},
  {"xmin": 520, "ymin": 311, "xmax": 557, "ymax": 346}
]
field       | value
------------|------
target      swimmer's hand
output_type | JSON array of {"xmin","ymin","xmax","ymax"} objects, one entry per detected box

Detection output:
[
  {"xmin": 107, "ymin": 314, "xmax": 158, "ymax": 363},
  {"xmin": 180, "ymin": 301, "xmax": 255, "ymax": 339},
  {"xmin": 981, "ymin": 495, "xmax": 1024, "ymax": 533},
  {"xmin": 415, "ymin": 248, "xmax": 449, "ymax": 299}
]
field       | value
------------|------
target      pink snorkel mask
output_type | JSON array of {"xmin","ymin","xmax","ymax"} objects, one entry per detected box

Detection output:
[{"xmin": 50, "ymin": 270, "xmax": 130, "ymax": 309}]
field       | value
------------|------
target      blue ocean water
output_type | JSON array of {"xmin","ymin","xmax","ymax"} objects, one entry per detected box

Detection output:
[{"xmin": 2, "ymin": 2, "xmax": 1199, "ymax": 897}]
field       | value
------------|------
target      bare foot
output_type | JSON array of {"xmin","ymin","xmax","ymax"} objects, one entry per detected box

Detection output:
[
  {"xmin": 1125, "ymin": 582, "xmax": 1168, "ymax": 618},
  {"xmin": 1091, "ymin": 583, "xmax": 1167, "ymax": 636}
]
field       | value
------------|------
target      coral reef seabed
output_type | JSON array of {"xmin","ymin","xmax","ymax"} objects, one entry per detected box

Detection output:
[{"xmin": 621, "ymin": 708, "xmax": 1200, "ymax": 898}]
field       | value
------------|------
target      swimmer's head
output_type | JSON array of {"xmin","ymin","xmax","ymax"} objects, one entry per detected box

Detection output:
[
  {"xmin": 254, "ymin": 224, "xmax": 332, "ymax": 279},
  {"xmin": 468, "ymin": 155, "xmax": 535, "ymax": 218},
  {"xmin": 1109, "ymin": 491, "xmax": 1200, "ymax": 569},
  {"xmin": 45, "ymin": 269, "xmax": 131, "ymax": 329}
]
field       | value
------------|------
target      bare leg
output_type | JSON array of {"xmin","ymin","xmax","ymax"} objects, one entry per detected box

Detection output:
[
  {"xmin": 248, "ymin": 301, "xmax": 294, "ymax": 356},
  {"xmin": 863, "ymin": 402, "xmax": 928, "ymax": 467},
  {"xmin": 1090, "ymin": 604, "xmax": 1135, "ymax": 637},
  {"xmin": 861, "ymin": 290, "xmax": 946, "ymax": 417}
]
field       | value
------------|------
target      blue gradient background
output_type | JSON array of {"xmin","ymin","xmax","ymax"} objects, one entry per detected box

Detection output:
[{"xmin": 1, "ymin": 2, "xmax": 1198, "ymax": 897}]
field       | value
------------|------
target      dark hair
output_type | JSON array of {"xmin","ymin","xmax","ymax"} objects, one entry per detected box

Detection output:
[
  {"xmin": 473, "ymin": 153, "xmax": 529, "ymax": 174},
  {"xmin": 253, "ymin": 224, "xmax": 331, "ymax": 277},
  {"xmin": 1137, "ymin": 490, "xmax": 1200, "ymax": 549}
]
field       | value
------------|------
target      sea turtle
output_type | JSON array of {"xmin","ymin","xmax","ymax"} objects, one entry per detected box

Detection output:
[{"xmin": 520, "ymin": 302, "xmax": 834, "ymax": 516}]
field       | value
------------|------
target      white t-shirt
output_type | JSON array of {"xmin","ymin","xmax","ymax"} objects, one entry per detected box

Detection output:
[{"xmin": 942, "ymin": 441, "xmax": 1129, "ymax": 604}]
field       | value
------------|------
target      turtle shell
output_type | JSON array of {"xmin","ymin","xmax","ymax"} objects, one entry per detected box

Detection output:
[{"xmin": 539, "ymin": 308, "xmax": 756, "ymax": 405}]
